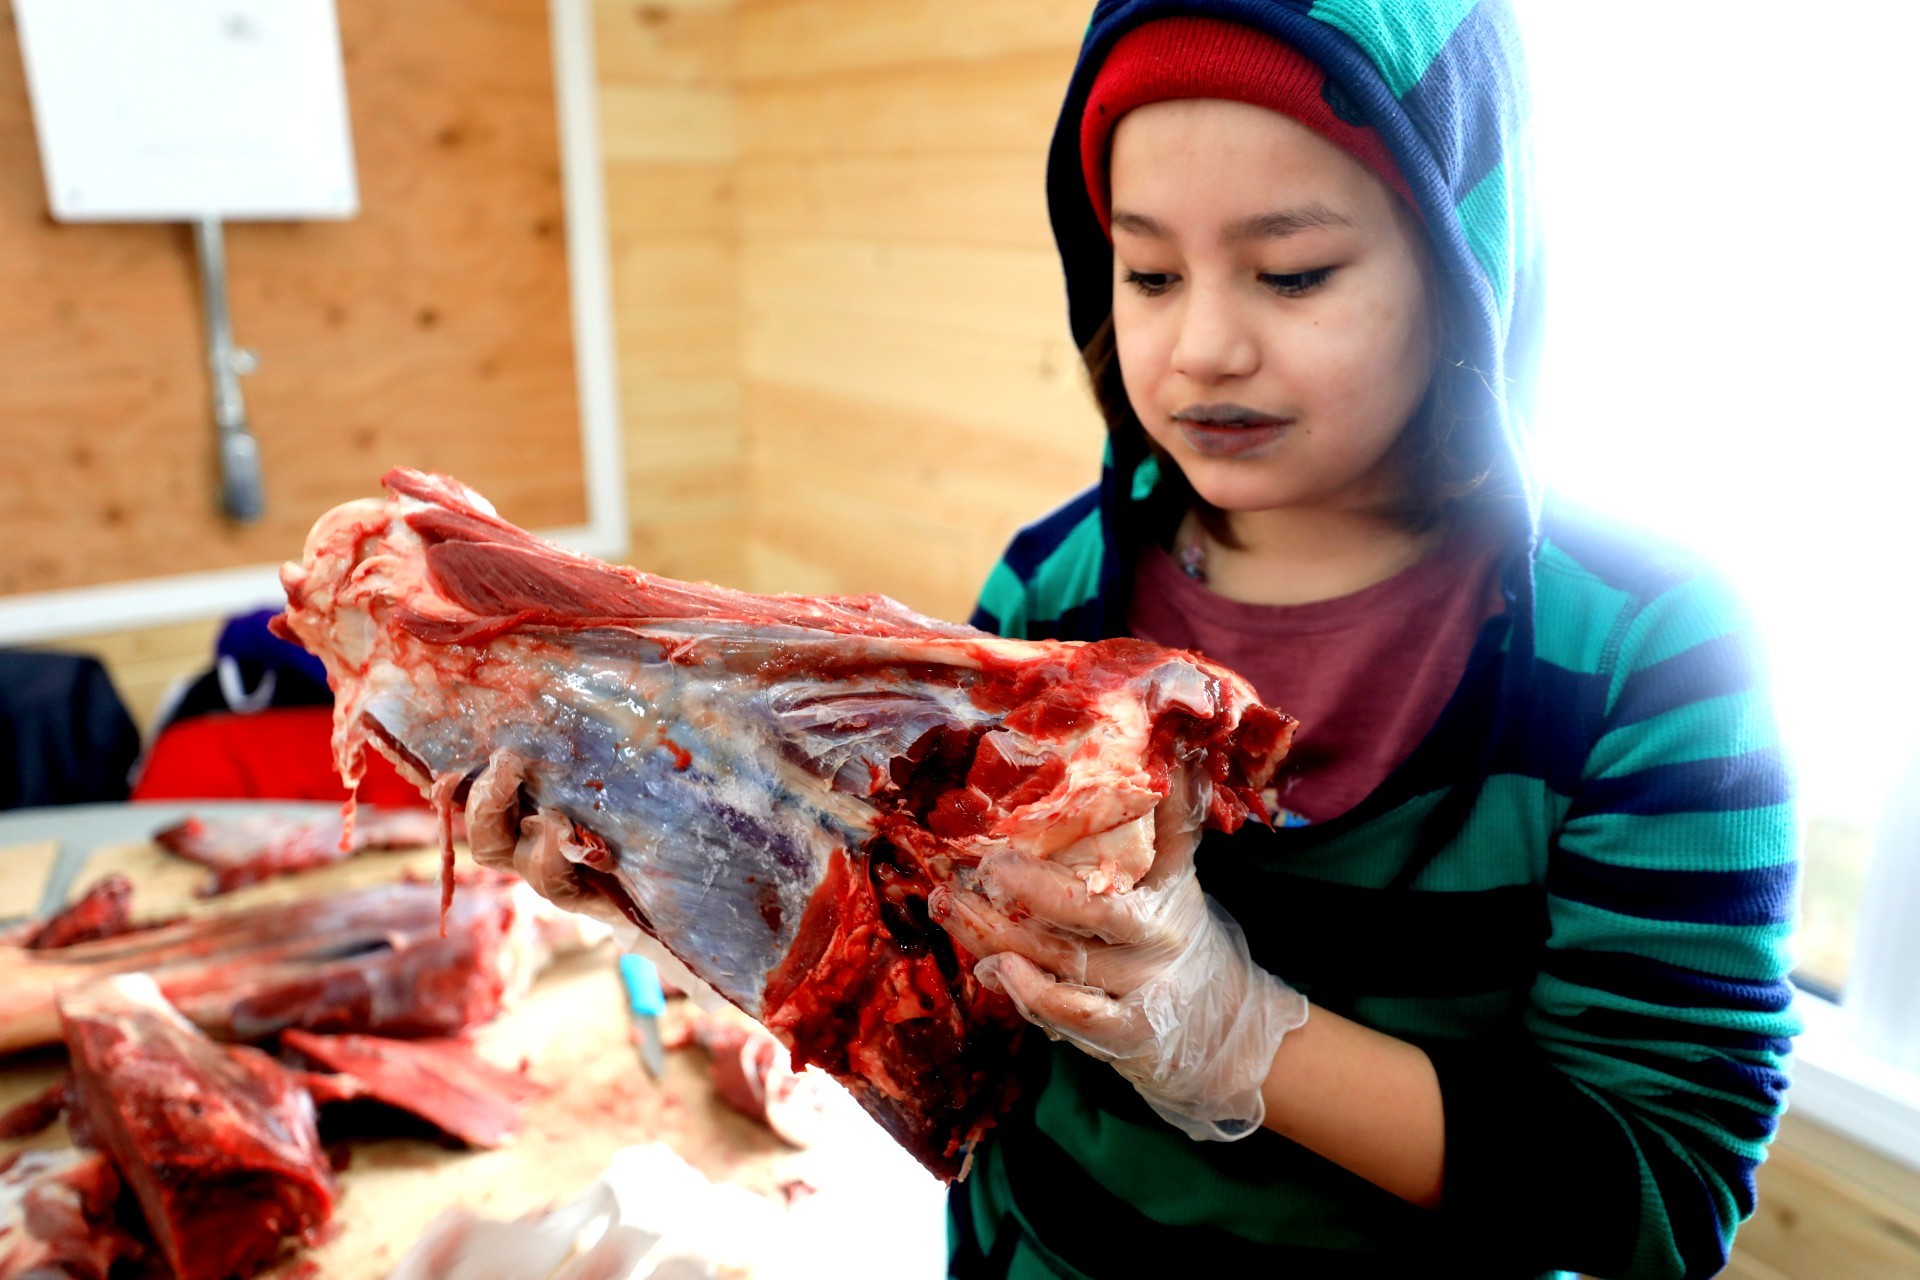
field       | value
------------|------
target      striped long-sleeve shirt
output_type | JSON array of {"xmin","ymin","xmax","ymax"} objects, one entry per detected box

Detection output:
[{"xmin": 951, "ymin": 495, "xmax": 1800, "ymax": 1280}]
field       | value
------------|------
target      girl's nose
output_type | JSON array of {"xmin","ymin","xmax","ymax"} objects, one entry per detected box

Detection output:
[{"xmin": 1170, "ymin": 286, "xmax": 1260, "ymax": 383}]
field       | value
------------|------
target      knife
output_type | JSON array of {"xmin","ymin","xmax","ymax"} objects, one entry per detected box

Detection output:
[{"xmin": 618, "ymin": 952, "xmax": 668, "ymax": 1079}]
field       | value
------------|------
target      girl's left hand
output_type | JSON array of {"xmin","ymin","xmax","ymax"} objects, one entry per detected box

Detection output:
[{"xmin": 929, "ymin": 775, "xmax": 1308, "ymax": 1141}]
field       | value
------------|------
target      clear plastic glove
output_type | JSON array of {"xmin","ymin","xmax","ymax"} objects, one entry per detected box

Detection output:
[
  {"xmin": 462, "ymin": 749, "xmax": 637, "ymax": 932},
  {"xmin": 464, "ymin": 750, "xmax": 726, "ymax": 1009},
  {"xmin": 929, "ymin": 767, "xmax": 1307, "ymax": 1141}
]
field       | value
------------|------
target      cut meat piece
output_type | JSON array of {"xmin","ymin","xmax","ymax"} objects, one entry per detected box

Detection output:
[
  {"xmin": 279, "ymin": 1029, "xmax": 544, "ymax": 1148},
  {"xmin": 0, "ymin": 1075, "xmax": 71, "ymax": 1139},
  {"xmin": 21, "ymin": 874, "xmax": 138, "ymax": 950},
  {"xmin": 689, "ymin": 1014, "xmax": 834, "ymax": 1149},
  {"xmin": 276, "ymin": 468, "xmax": 1295, "ymax": 1179},
  {"xmin": 59, "ymin": 975, "xmax": 336, "ymax": 1280},
  {"xmin": 0, "ymin": 1147, "xmax": 142, "ymax": 1280},
  {"xmin": 0, "ymin": 876, "xmax": 529, "ymax": 1056},
  {"xmin": 154, "ymin": 807, "xmax": 454, "ymax": 895}
]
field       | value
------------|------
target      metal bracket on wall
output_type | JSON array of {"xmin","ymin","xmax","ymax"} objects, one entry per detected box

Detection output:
[{"xmin": 193, "ymin": 217, "xmax": 264, "ymax": 523}]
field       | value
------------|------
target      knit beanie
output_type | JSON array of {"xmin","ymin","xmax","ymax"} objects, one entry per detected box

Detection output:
[{"xmin": 1080, "ymin": 16, "xmax": 1416, "ymax": 234}]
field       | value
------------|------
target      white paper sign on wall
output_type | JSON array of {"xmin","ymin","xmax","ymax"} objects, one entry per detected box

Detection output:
[{"xmin": 15, "ymin": 0, "xmax": 358, "ymax": 222}]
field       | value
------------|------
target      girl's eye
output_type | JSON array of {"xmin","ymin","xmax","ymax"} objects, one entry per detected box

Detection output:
[
  {"xmin": 1122, "ymin": 270, "xmax": 1176, "ymax": 297},
  {"xmin": 1259, "ymin": 267, "xmax": 1336, "ymax": 298}
]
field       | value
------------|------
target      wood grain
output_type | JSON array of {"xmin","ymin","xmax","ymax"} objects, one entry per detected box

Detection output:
[
  {"xmin": 733, "ymin": 0, "xmax": 1088, "ymax": 84},
  {"xmin": 738, "ymin": 51, "xmax": 1077, "ymax": 159},
  {"xmin": 0, "ymin": 0, "xmax": 586, "ymax": 598},
  {"xmin": 1728, "ymin": 1113, "xmax": 1920, "ymax": 1279},
  {"xmin": 739, "ymin": 152, "xmax": 1050, "ymax": 249}
]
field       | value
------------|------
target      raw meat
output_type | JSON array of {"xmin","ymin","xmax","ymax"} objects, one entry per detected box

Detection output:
[
  {"xmin": 0, "ymin": 1147, "xmax": 142, "ymax": 1280},
  {"xmin": 154, "ymin": 807, "xmax": 452, "ymax": 895},
  {"xmin": 0, "ymin": 1076, "xmax": 70, "ymax": 1139},
  {"xmin": 276, "ymin": 468, "xmax": 1294, "ymax": 1179},
  {"xmin": 689, "ymin": 1014, "xmax": 833, "ymax": 1149},
  {"xmin": 0, "ymin": 876, "xmax": 529, "ymax": 1056},
  {"xmin": 21, "ymin": 874, "xmax": 137, "ymax": 950},
  {"xmin": 58, "ymin": 974, "xmax": 335, "ymax": 1280},
  {"xmin": 279, "ymin": 1029, "xmax": 544, "ymax": 1148}
]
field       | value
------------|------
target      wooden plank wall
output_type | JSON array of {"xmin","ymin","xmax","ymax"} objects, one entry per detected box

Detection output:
[
  {"xmin": 596, "ymin": 0, "xmax": 745, "ymax": 586},
  {"xmin": 733, "ymin": 0, "xmax": 1104, "ymax": 621}
]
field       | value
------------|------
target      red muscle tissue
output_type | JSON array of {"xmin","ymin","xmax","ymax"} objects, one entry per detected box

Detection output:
[
  {"xmin": 58, "ymin": 975, "xmax": 336, "ymax": 1280},
  {"xmin": 277, "ymin": 468, "xmax": 1294, "ymax": 1179}
]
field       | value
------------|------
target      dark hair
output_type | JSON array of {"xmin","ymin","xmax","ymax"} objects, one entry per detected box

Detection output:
[{"xmin": 1079, "ymin": 290, "xmax": 1507, "ymax": 551}]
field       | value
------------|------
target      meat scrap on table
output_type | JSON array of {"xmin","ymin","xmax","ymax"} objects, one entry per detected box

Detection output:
[
  {"xmin": 277, "ymin": 466, "xmax": 1296, "ymax": 1181},
  {"xmin": 153, "ymin": 807, "xmax": 454, "ymax": 896}
]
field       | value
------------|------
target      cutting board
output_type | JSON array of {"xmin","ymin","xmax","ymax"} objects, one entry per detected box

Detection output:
[{"xmin": 0, "ymin": 829, "xmax": 946, "ymax": 1278}]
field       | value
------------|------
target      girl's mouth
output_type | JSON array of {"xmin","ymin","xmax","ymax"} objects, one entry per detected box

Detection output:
[{"xmin": 1172, "ymin": 410, "xmax": 1293, "ymax": 458}]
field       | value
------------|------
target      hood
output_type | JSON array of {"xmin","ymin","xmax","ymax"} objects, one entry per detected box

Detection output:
[{"xmin": 1049, "ymin": 0, "xmax": 1544, "ymax": 540}]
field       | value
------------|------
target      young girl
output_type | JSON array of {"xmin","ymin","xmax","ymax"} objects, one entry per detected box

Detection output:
[{"xmin": 935, "ymin": 3, "xmax": 1800, "ymax": 1277}]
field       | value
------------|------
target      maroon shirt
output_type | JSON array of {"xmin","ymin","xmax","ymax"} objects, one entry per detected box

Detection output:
[{"xmin": 1127, "ymin": 519, "xmax": 1511, "ymax": 824}]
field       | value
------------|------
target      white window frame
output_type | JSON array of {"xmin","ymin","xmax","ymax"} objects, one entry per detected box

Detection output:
[{"xmin": 1792, "ymin": 742, "xmax": 1920, "ymax": 1170}]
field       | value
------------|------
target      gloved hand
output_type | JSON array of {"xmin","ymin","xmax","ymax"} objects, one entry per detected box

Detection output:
[
  {"xmin": 460, "ymin": 749, "xmax": 726, "ymax": 1008},
  {"xmin": 460, "ymin": 749, "xmax": 638, "ymax": 932},
  {"xmin": 929, "ymin": 768, "xmax": 1308, "ymax": 1142}
]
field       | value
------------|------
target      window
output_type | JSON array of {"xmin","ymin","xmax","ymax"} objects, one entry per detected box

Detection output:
[{"xmin": 1514, "ymin": 0, "xmax": 1920, "ymax": 1157}]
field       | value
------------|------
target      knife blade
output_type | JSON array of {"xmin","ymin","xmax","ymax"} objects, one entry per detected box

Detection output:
[{"xmin": 618, "ymin": 952, "xmax": 668, "ymax": 1079}]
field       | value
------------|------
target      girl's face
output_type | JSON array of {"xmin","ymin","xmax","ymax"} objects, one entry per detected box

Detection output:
[{"xmin": 1108, "ymin": 99, "xmax": 1436, "ymax": 520}]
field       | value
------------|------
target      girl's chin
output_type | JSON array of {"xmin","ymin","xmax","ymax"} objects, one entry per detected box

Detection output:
[{"xmin": 1181, "ymin": 473, "xmax": 1315, "ymax": 515}]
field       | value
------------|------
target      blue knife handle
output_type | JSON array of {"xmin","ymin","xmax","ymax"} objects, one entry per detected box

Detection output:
[{"xmin": 619, "ymin": 953, "xmax": 667, "ymax": 1018}]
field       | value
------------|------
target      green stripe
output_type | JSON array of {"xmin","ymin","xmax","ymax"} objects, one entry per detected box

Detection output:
[
  {"xmin": 1554, "ymin": 805, "xmax": 1796, "ymax": 873},
  {"xmin": 1532, "ymin": 547, "xmax": 1635, "ymax": 673},
  {"xmin": 1306, "ymin": 0, "xmax": 1480, "ymax": 98},
  {"xmin": 1026, "ymin": 510, "xmax": 1105, "ymax": 625},
  {"xmin": 1589, "ymin": 692, "xmax": 1780, "ymax": 774},
  {"xmin": 1531, "ymin": 978, "xmax": 1796, "ymax": 1044},
  {"xmin": 1542, "ymin": 900, "xmax": 1794, "ymax": 982},
  {"xmin": 974, "ymin": 560, "xmax": 1028, "ymax": 636},
  {"xmin": 1455, "ymin": 158, "xmax": 1515, "ymax": 313}
]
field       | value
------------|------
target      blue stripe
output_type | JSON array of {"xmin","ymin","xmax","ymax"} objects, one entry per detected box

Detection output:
[
  {"xmin": 1494, "ymin": 658, "xmax": 1607, "ymax": 793},
  {"xmin": 1398, "ymin": 0, "xmax": 1525, "ymax": 199},
  {"xmin": 1548, "ymin": 848, "xmax": 1797, "ymax": 928},
  {"xmin": 1574, "ymin": 748, "xmax": 1792, "ymax": 817},
  {"xmin": 1001, "ymin": 488, "xmax": 1100, "ymax": 579},
  {"xmin": 1609, "ymin": 632, "xmax": 1760, "ymax": 730},
  {"xmin": 1546, "ymin": 949, "xmax": 1794, "ymax": 1015}
]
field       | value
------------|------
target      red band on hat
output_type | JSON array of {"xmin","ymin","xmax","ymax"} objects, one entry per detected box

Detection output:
[{"xmin": 1080, "ymin": 17, "xmax": 1417, "ymax": 234}]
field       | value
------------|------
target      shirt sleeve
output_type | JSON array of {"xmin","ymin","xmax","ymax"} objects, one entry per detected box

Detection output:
[{"xmin": 1429, "ymin": 567, "xmax": 1801, "ymax": 1279}]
